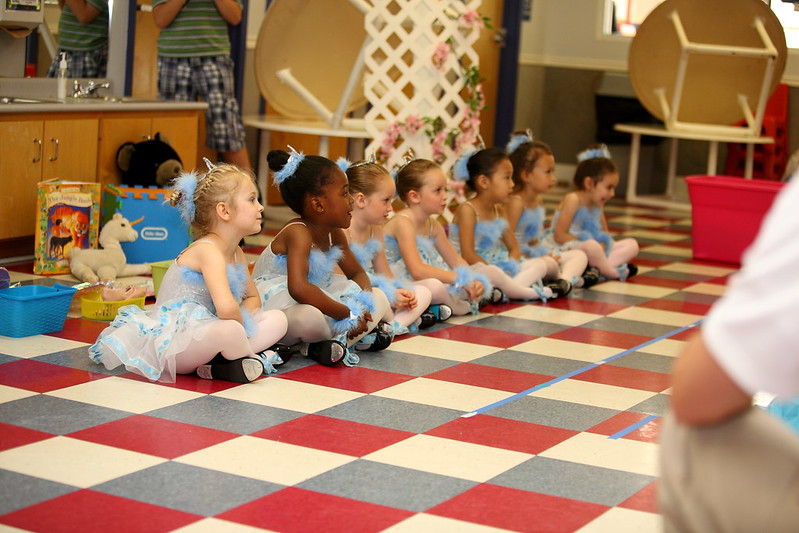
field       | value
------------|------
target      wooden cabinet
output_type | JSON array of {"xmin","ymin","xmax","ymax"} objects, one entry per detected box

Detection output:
[
  {"xmin": 97, "ymin": 111, "xmax": 200, "ymax": 188},
  {"xmin": 0, "ymin": 106, "xmax": 202, "ymax": 249},
  {"xmin": 0, "ymin": 116, "xmax": 98, "ymax": 240}
]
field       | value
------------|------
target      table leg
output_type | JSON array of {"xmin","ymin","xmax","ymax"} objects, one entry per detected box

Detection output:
[
  {"xmin": 318, "ymin": 136, "xmax": 331, "ymax": 158},
  {"xmin": 666, "ymin": 138, "xmax": 679, "ymax": 197},
  {"xmin": 745, "ymin": 143, "xmax": 755, "ymax": 179},
  {"xmin": 707, "ymin": 141, "xmax": 719, "ymax": 176},
  {"xmin": 626, "ymin": 133, "xmax": 641, "ymax": 201}
]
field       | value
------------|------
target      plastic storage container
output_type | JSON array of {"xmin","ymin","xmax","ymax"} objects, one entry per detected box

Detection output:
[
  {"xmin": 150, "ymin": 260, "xmax": 173, "ymax": 297},
  {"xmin": 686, "ymin": 175, "xmax": 786, "ymax": 264},
  {"xmin": 0, "ymin": 283, "xmax": 77, "ymax": 337},
  {"xmin": 81, "ymin": 292, "xmax": 145, "ymax": 321}
]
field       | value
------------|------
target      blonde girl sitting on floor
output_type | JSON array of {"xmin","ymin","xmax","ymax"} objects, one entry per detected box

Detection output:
[
  {"xmin": 90, "ymin": 163, "xmax": 289, "ymax": 383},
  {"xmin": 341, "ymin": 158, "xmax": 437, "ymax": 333}
]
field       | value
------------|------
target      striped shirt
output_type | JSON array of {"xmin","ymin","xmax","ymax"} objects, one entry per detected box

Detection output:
[
  {"xmin": 154, "ymin": 0, "xmax": 240, "ymax": 57},
  {"xmin": 57, "ymin": 0, "xmax": 108, "ymax": 52}
]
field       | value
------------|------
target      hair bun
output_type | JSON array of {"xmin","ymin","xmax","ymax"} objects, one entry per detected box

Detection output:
[{"xmin": 267, "ymin": 150, "xmax": 290, "ymax": 172}]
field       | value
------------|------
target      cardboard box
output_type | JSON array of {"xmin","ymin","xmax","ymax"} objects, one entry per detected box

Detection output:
[
  {"xmin": 686, "ymin": 175, "xmax": 786, "ymax": 265},
  {"xmin": 34, "ymin": 180, "xmax": 101, "ymax": 275},
  {"xmin": 102, "ymin": 185, "xmax": 191, "ymax": 263}
]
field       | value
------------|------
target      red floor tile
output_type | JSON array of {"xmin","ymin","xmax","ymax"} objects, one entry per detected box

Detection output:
[
  {"xmin": 0, "ymin": 489, "xmax": 200, "ymax": 533},
  {"xmin": 119, "ymin": 370, "xmax": 251, "ymax": 393},
  {"xmin": 218, "ymin": 487, "xmax": 413, "ymax": 533},
  {"xmin": 47, "ymin": 317, "xmax": 109, "ymax": 344},
  {"xmin": 619, "ymin": 480, "xmax": 659, "ymax": 513},
  {"xmin": 0, "ymin": 422, "xmax": 54, "ymax": 452},
  {"xmin": 425, "ymin": 363, "xmax": 553, "ymax": 393},
  {"xmin": 251, "ymin": 414, "xmax": 413, "ymax": 457},
  {"xmin": 0, "ymin": 359, "xmax": 109, "ymax": 393},
  {"xmin": 623, "ymin": 416, "xmax": 662, "ymax": 443},
  {"xmin": 423, "ymin": 324, "xmax": 536, "ymax": 348},
  {"xmin": 544, "ymin": 298, "xmax": 629, "ymax": 315},
  {"xmin": 277, "ymin": 365, "xmax": 413, "ymax": 394},
  {"xmin": 587, "ymin": 411, "xmax": 653, "ymax": 436},
  {"xmin": 428, "ymin": 483, "xmax": 608, "ymax": 532},
  {"xmin": 626, "ymin": 276, "xmax": 694, "ymax": 290},
  {"xmin": 638, "ymin": 298, "xmax": 711, "ymax": 316},
  {"xmin": 573, "ymin": 365, "xmax": 671, "ymax": 393},
  {"xmin": 670, "ymin": 328, "xmax": 698, "ymax": 341},
  {"xmin": 426, "ymin": 415, "xmax": 578, "ymax": 455},
  {"xmin": 68, "ymin": 415, "xmax": 239, "ymax": 459},
  {"xmin": 549, "ymin": 327, "xmax": 651, "ymax": 350}
]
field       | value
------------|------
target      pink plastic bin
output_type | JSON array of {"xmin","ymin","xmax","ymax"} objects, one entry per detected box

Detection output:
[{"xmin": 686, "ymin": 176, "xmax": 785, "ymax": 265}]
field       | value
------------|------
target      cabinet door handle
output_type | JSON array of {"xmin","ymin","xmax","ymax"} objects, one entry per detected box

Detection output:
[
  {"xmin": 49, "ymin": 137, "xmax": 59, "ymax": 162},
  {"xmin": 143, "ymin": 134, "xmax": 152, "ymax": 140},
  {"xmin": 33, "ymin": 138, "xmax": 42, "ymax": 162}
]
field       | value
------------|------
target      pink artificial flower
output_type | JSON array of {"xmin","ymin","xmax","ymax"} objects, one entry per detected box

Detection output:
[
  {"xmin": 431, "ymin": 129, "xmax": 447, "ymax": 164},
  {"xmin": 403, "ymin": 115, "xmax": 424, "ymax": 135},
  {"xmin": 432, "ymin": 41, "xmax": 452, "ymax": 71},
  {"xmin": 460, "ymin": 10, "xmax": 485, "ymax": 30}
]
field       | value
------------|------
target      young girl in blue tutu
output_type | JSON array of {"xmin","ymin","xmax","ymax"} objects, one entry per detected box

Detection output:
[
  {"xmin": 252, "ymin": 148, "xmax": 391, "ymax": 366},
  {"xmin": 341, "ymin": 158, "xmax": 437, "ymax": 334},
  {"xmin": 505, "ymin": 132, "xmax": 592, "ymax": 288},
  {"xmin": 90, "ymin": 163, "xmax": 289, "ymax": 383},
  {"xmin": 550, "ymin": 144, "xmax": 639, "ymax": 281}
]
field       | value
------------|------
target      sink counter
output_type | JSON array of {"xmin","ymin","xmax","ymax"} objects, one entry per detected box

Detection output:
[{"xmin": 0, "ymin": 98, "xmax": 208, "ymax": 113}]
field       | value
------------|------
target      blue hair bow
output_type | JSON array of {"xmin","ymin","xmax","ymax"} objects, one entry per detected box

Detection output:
[
  {"xmin": 452, "ymin": 148, "xmax": 478, "ymax": 182},
  {"xmin": 273, "ymin": 145, "xmax": 305, "ymax": 185},
  {"xmin": 577, "ymin": 144, "xmax": 611, "ymax": 162},
  {"xmin": 506, "ymin": 130, "xmax": 533, "ymax": 154}
]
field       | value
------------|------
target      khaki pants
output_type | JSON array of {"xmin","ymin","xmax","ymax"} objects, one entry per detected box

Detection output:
[{"xmin": 660, "ymin": 409, "xmax": 799, "ymax": 532}]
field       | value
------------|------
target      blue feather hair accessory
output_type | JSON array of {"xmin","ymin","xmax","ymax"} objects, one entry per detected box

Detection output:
[
  {"xmin": 452, "ymin": 148, "xmax": 478, "ymax": 182},
  {"xmin": 171, "ymin": 170, "xmax": 200, "ymax": 224},
  {"xmin": 273, "ymin": 145, "xmax": 305, "ymax": 185},
  {"xmin": 336, "ymin": 157, "xmax": 352, "ymax": 173},
  {"xmin": 506, "ymin": 129, "xmax": 533, "ymax": 154},
  {"xmin": 577, "ymin": 144, "xmax": 612, "ymax": 163}
]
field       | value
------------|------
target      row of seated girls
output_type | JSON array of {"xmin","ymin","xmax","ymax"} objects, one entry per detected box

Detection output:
[{"xmin": 89, "ymin": 133, "xmax": 639, "ymax": 385}]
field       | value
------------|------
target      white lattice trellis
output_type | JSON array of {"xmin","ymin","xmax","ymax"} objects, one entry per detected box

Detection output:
[{"xmin": 364, "ymin": 0, "xmax": 483, "ymax": 174}]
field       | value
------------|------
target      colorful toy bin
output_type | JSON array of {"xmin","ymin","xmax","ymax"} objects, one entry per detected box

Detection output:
[
  {"xmin": 686, "ymin": 175, "xmax": 786, "ymax": 265},
  {"xmin": 0, "ymin": 284, "xmax": 77, "ymax": 338},
  {"xmin": 102, "ymin": 185, "xmax": 190, "ymax": 264}
]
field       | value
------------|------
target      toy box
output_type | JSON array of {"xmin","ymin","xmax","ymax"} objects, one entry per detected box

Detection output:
[
  {"xmin": 686, "ymin": 175, "xmax": 786, "ymax": 265},
  {"xmin": 102, "ymin": 185, "xmax": 190, "ymax": 263},
  {"xmin": 34, "ymin": 180, "xmax": 101, "ymax": 275},
  {"xmin": 0, "ymin": 283, "xmax": 77, "ymax": 337}
]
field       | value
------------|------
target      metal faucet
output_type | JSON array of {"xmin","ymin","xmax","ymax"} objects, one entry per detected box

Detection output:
[{"xmin": 72, "ymin": 80, "xmax": 111, "ymax": 98}]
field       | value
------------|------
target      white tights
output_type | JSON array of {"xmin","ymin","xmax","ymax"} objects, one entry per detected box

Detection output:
[
  {"xmin": 577, "ymin": 238, "xmax": 639, "ymax": 279},
  {"xmin": 384, "ymin": 283, "xmax": 433, "ymax": 329},
  {"xmin": 555, "ymin": 250, "xmax": 589, "ymax": 285},
  {"xmin": 174, "ymin": 309, "xmax": 289, "ymax": 374},
  {"xmin": 472, "ymin": 262, "xmax": 549, "ymax": 301},
  {"xmin": 413, "ymin": 277, "xmax": 472, "ymax": 316},
  {"xmin": 279, "ymin": 289, "xmax": 392, "ymax": 348}
]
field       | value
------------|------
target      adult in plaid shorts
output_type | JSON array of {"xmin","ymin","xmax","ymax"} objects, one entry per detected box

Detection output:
[
  {"xmin": 153, "ymin": 0, "xmax": 251, "ymax": 170},
  {"xmin": 47, "ymin": 0, "xmax": 108, "ymax": 79}
]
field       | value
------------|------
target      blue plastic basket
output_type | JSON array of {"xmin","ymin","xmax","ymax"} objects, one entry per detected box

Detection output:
[{"xmin": 0, "ymin": 283, "xmax": 77, "ymax": 338}]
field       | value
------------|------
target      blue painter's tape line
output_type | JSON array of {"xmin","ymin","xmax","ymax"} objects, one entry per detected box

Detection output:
[
  {"xmin": 608, "ymin": 415, "xmax": 660, "ymax": 440},
  {"xmin": 461, "ymin": 318, "xmax": 704, "ymax": 418}
]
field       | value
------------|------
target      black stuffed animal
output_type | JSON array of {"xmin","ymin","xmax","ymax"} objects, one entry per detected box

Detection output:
[{"xmin": 116, "ymin": 132, "xmax": 183, "ymax": 187}]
